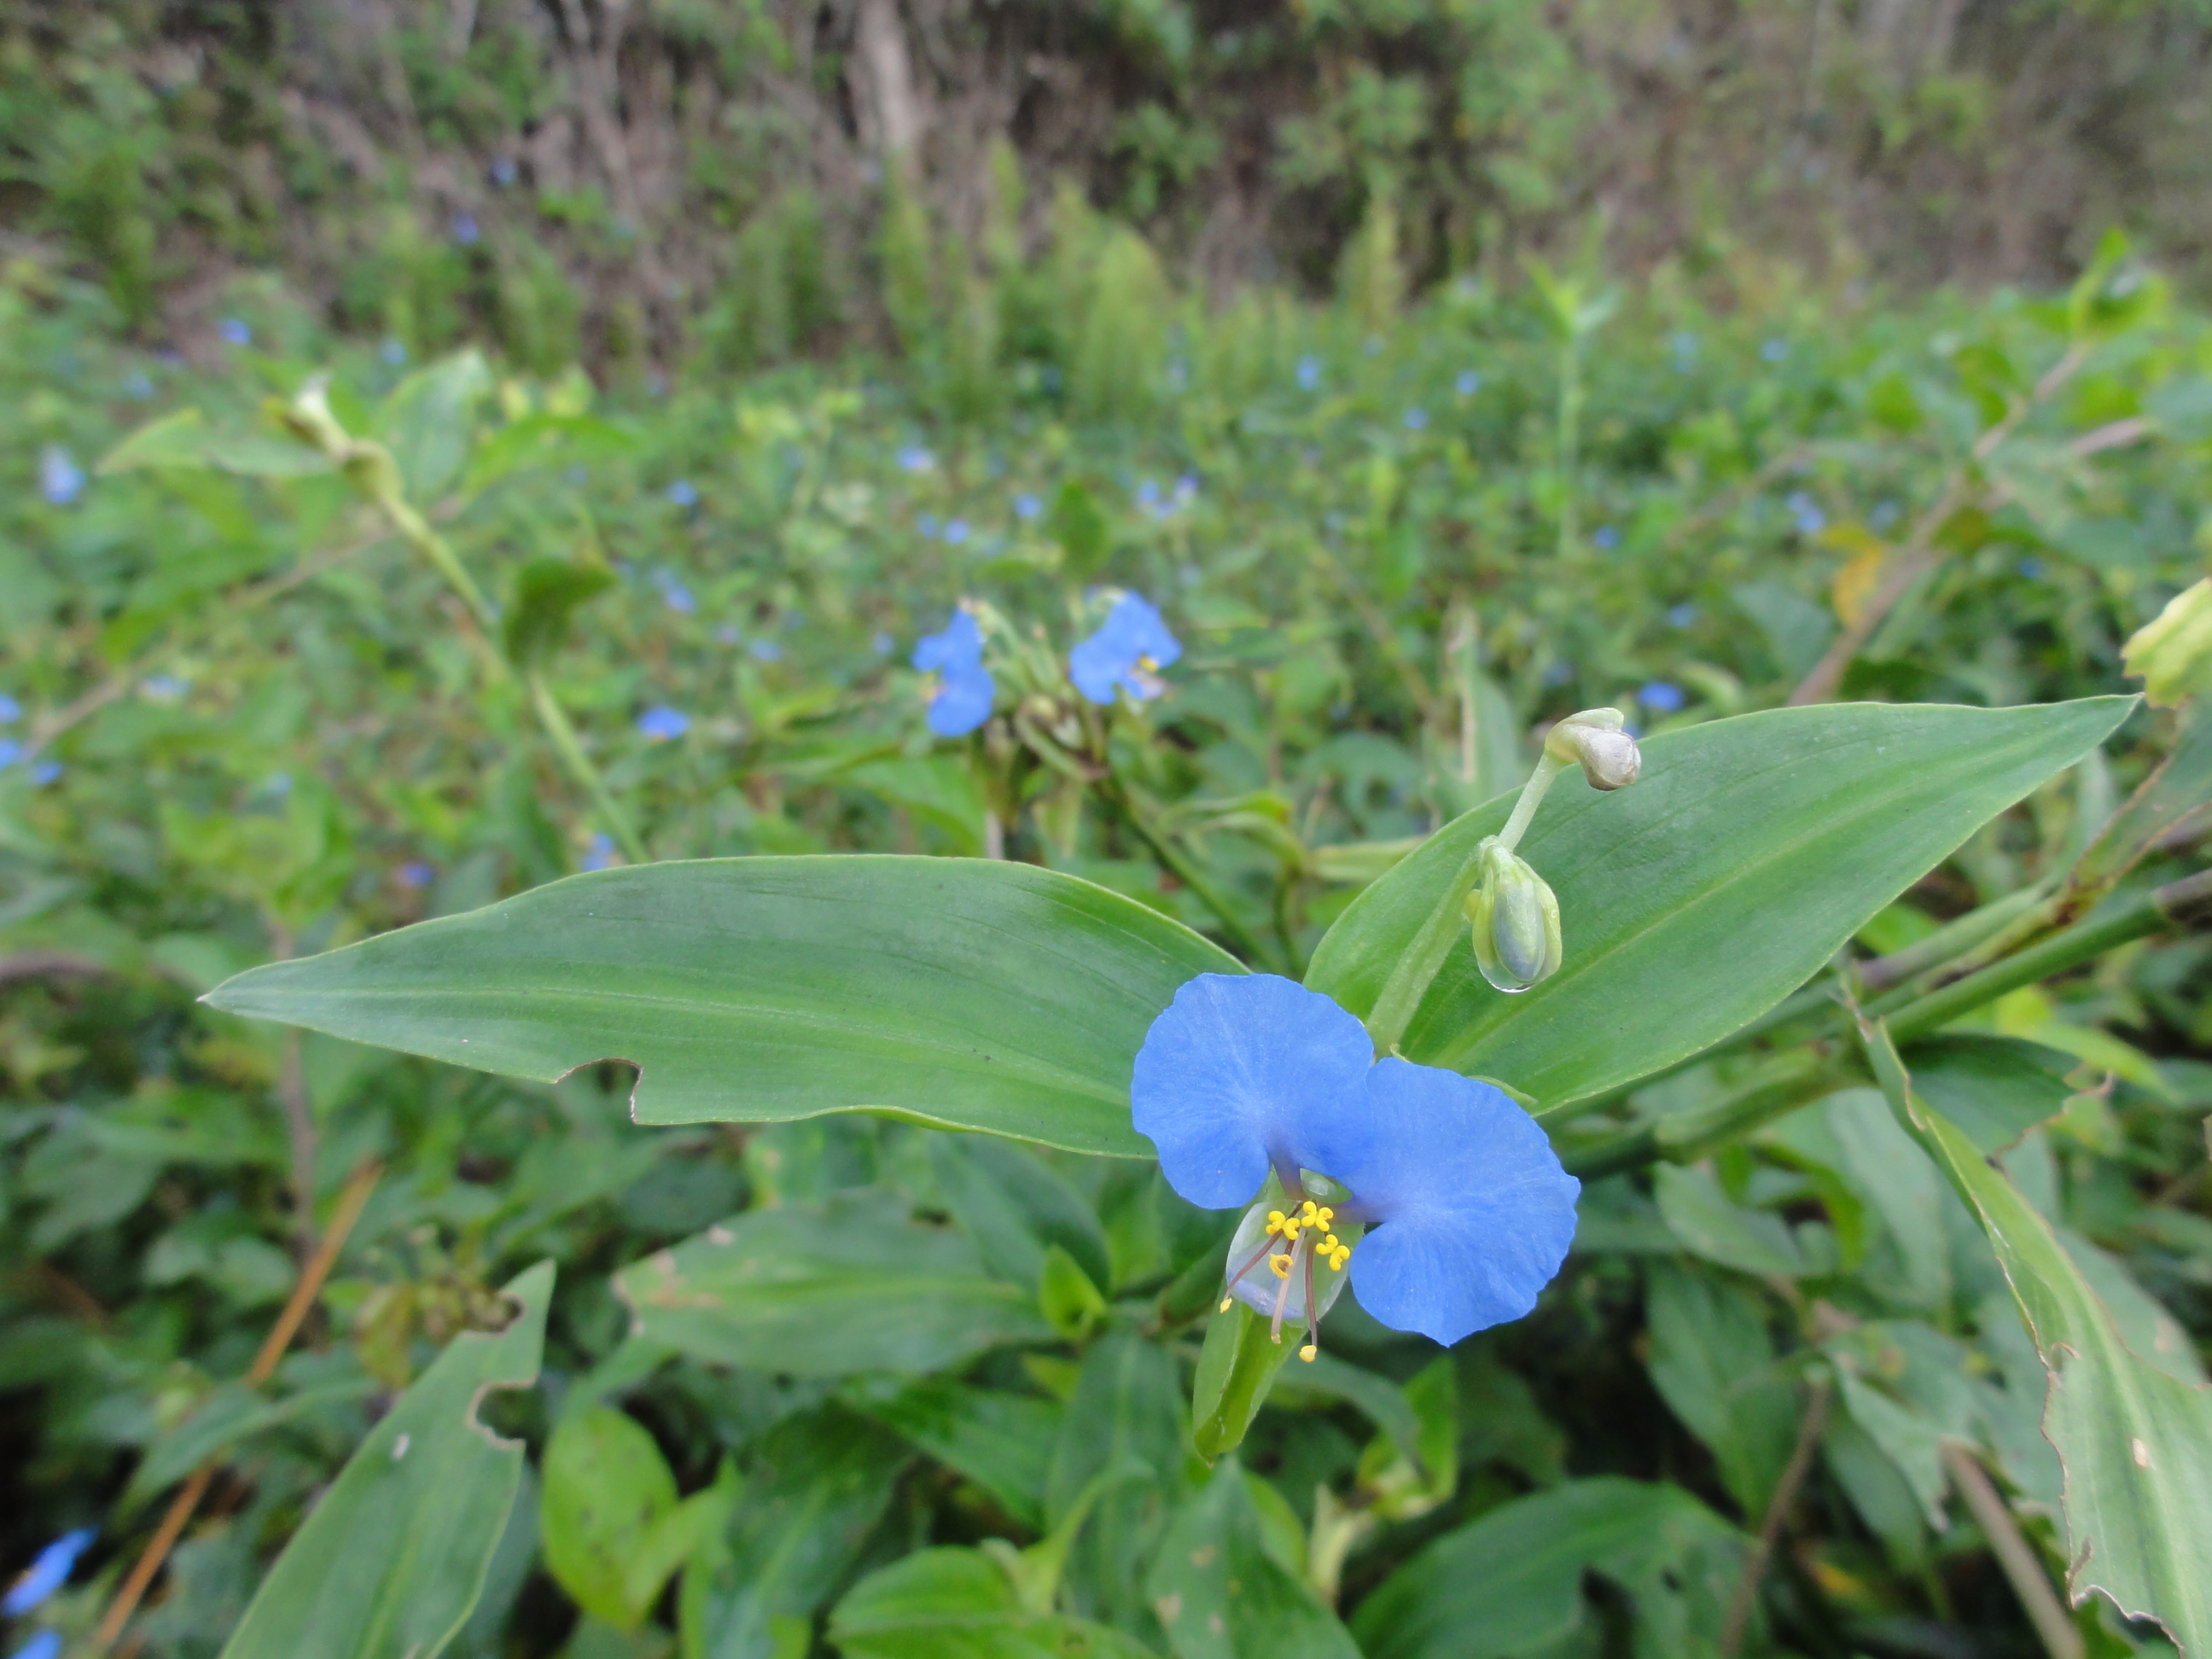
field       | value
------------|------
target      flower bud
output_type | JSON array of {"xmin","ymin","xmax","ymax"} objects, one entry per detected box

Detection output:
[
  {"xmin": 1545, "ymin": 707, "xmax": 1641, "ymax": 791},
  {"xmin": 1463, "ymin": 838, "xmax": 1563, "ymax": 992}
]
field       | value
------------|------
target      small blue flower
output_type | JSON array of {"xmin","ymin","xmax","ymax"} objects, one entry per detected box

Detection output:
[
  {"xmin": 897, "ymin": 445, "xmax": 934, "ymax": 473},
  {"xmin": 4, "ymin": 1528, "xmax": 95, "ymax": 1616},
  {"xmin": 262, "ymin": 771, "xmax": 292, "ymax": 798},
  {"xmin": 748, "ymin": 637, "xmax": 783, "ymax": 662},
  {"xmin": 0, "ymin": 695, "xmax": 17, "ymax": 723},
  {"xmin": 1870, "ymin": 499, "xmax": 1901, "ymax": 530},
  {"xmin": 917, "ymin": 513, "xmax": 940, "ymax": 538},
  {"xmin": 380, "ymin": 339, "xmax": 409, "ymax": 366},
  {"xmin": 1135, "ymin": 480, "xmax": 1161, "ymax": 508},
  {"xmin": 124, "ymin": 369, "xmax": 154, "ymax": 399},
  {"xmin": 1455, "ymin": 370, "xmax": 1481, "ymax": 396},
  {"xmin": 870, "ymin": 630, "xmax": 895, "ymax": 654},
  {"xmin": 1639, "ymin": 680, "xmax": 1686, "ymax": 713},
  {"xmin": 1761, "ymin": 337, "xmax": 1787, "ymax": 364},
  {"xmin": 912, "ymin": 609, "xmax": 994, "ymax": 737},
  {"xmin": 395, "ymin": 861, "xmax": 435, "ymax": 889},
  {"xmin": 2018, "ymin": 557, "xmax": 2046, "ymax": 579},
  {"xmin": 944, "ymin": 518, "xmax": 970, "ymax": 545},
  {"xmin": 1592, "ymin": 525, "xmax": 1619, "ymax": 550},
  {"xmin": 667, "ymin": 480, "xmax": 699, "ymax": 507},
  {"xmin": 1296, "ymin": 355, "xmax": 1321, "ymax": 391},
  {"xmin": 1670, "ymin": 331, "xmax": 1698, "ymax": 359},
  {"xmin": 1668, "ymin": 602, "xmax": 1699, "ymax": 629},
  {"xmin": 39, "ymin": 446, "xmax": 84, "ymax": 506},
  {"xmin": 655, "ymin": 572, "xmax": 696, "ymax": 614},
  {"xmin": 490, "ymin": 156, "xmax": 519, "ymax": 187},
  {"xmin": 9, "ymin": 1629, "xmax": 62, "ymax": 1659},
  {"xmin": 1403, "ymin": 407, "xmax": 1428, "ymax": 431},
  {"xmin": 0, "ymin": 740, "xmax": 20, "ymax": 768},
  {"xmin": 1069, "ymin": 593, "xmax": 1180, "ymax": 705},
  {"xmin": 1013, "ymin": 492, "xmax": 1042, "ymax": 520},
  {"xmin": 637, "ymin": 706, "xmax": 690, "ymax": 741},
  {"xmin": 218, "ymin": 317, "xmax": 253, "ymax": 347},
  {"xmin": 1362, "ymin": 335, "xmax": 1383, "ymax": 357},
  {"xmin": 1132, "ymin": 975, "xmax": 1578, "ymax": 1348},
  {"xmin": 716, "ymin": 624, "xmax": 742, "ymax": 646},
  {"xmin": 31, "ymin": 762, "xmax": 60, "ymax": 787},
  {"xmin": 452, "ymin": 212, "xmax": 481, "ymax": 245},
  {"xmin": 584, "ymin": 832, "xmax": 617, "ymax": 871}
]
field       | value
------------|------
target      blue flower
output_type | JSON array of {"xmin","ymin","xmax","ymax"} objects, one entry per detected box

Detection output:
[
  {"xmin": 218, "ymin": 317, "xmax": 253, "ymax": 347},
  {"xmin": 9, "ymin": 1630, "xmax": 61, "ymax": 1659},
  {"xmin": 1403, "ymin": 407, "xmax": 1428, "ymax": 430},
  {"xmin": 39, "ymin": 446, "xmax": 84, "ymax": 506},
  {"xmin": 748, "ymin": 638, "xmax": 783, "ymax": 662},
  {"xmin": 870, "ymin": 630, "xmax": 895, "ymax": 655},
  {"xmin": 637, "ymin": 706, "xmax": 690, "ymax": 741},
  {"xmin": 0, "ymin": 740, "xmax": 20, "ymax": 768},
  {"xmin": 1761, "ymin": 337, "xmax": 1787, "ymax": 364},
  {"xmin": 1639, "ymin": 680, "xmax": 1686, "ymax": 713},
  {"xmin": 667, "ymin": 480, "xmax": 699, "ymax": 507},
  {"xmin": 380, "ymin": 339, "xmax": 409, "ymax": 366},
  {"xmin": 912, "ymin": 609, "xmax": 994, "ymax": 737},
  {"xmin": 917, "ymin": 513, "xmax": 940, "ymax": 538},
  {"xmin": 1592, "ymin": 525, "xmax": 1619, "ymax": 550},
  {"xmin": 897, "ymin": 445, "xmax": 934, "ymax": 473},
  {"xmin": 1132, "ymin": 974, "xmax": 1578, "ymax": 1350},
  {"xmin": 2018, "ymin": 557, "xmax": 2046, "ymax": 579},
  {"xmin": 654, "ymin": 572, "xmax": 696, "ymax": 614},
  {"xmin": 452, "ymin": 212, "xmax": 480, "ymax": 245},
  {"xmin": 1296, "ymin": 355, "xmax": 1321, "ymax": 391},
  {"xmin": 31, "ymin": 762, "xmax": 59, "ymax": 787},
  {"xmin": 490, "ymin": 156, "xmax": 519, "ymax": 187},
  {"xmin": 1667, "ymin": 602, "xmax": 1699, "ymax": 629},
  {"xmin": 1069, "ymin": 593, "xmax": 1180, "ymax": 705},
  {"xmin": 395, "ymin": 861, "xmax": 435, "ymax": 889},
  {"xmin": 4, "ymin": 1528, "xmax": 95, "ymax": 1616},
  {"xmin": 583, "ymin": 832, "xmax": 617, "ymax": 871},
  {"xmin": 1136, "ymin": 480, "xmax": 1161, "ymax": 508},
  {"xmin": 943, "ymin": 519, "xmax": 970, "ymax": 545},
  {"xmin": 1013, "ymin": 492, "xmax": 1042, "ymax": 520},
  {"xmin": 1455, "ymin": 370, "xmax": 1481, "ymax": 396},
  {"xmin": 0, "ymin": 695, "xmax": 17, "ymax": 723},
  {"xmin": 125, "ymin": 369, "xmax": 154, "ymax": 399}
]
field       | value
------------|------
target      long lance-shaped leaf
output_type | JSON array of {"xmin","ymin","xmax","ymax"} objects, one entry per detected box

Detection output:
[
  {"xmin": 220, "ymin": 1261, "xmax": 554, "ymax": 1659},
  {"xmin": 203, "ymin": 857, "xmax": 1241, "ymax": 1158},
  {"xmin": 1307, "ymin": 698, "xmax": 2132, "ymax": 1112},
  {"xmin": 1860, "ymin": 1021, "xmax": 2212, "ymax": 1655}
]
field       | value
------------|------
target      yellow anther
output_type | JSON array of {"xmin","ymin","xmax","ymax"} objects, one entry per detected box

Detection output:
[
  {"xmin": 1301, "ymin": 1200, "xmax": 1319, "ymax": 1220},
  {"xmin": 1299, "ymin": 1343, "xmax": 1318, "ymax": 1361},
  {"xmin": 1313, "ymin": 1207, "xmax": 1334, "ymax": 1226},
  {"xmin": 1323, "ymin": 1233, "xmax": 1340, "ymax": 1251},
  {"xmin": 1279, "ymin": 1221, "xmax": 1301, "ymax": 1242},
  {"xmin": 1266, "ymin": 1209, "xmax": 1287, "ymax": 1234},
  {"xmin": 1220, "ymin": 1296, "xmax": 1234, "ymax": 1312},
  {"xmin": 1268, "ymin": 1253, "xmax": 1293, "ymax": 1278}
]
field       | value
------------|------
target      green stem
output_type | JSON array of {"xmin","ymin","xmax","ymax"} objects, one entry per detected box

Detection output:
[
  {"xmin": 1555, "ymin": 331, "xmax": 1581, "ymax": 562},
  {"xmin": 1884, "ymin": 869, "xmax": 2212, "ymax": 1043},
  {"xmin": 1365, "ymin": 754, "xmax": 1566, "ymax": 1057},
  {"xmin": 529, "ymin": 672, "xmax": 648, "ymax": 865},
  {"xmin": 1100, "ymin": 775, "xmax": 1276, "ymax": 969}
]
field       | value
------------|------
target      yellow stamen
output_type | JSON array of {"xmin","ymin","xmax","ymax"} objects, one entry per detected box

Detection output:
[
  {"xmin": 1268, "ymin": 1253, "xmax": 1293, "ymax": 1278},
  {"xmin": 1300, "ymin": 1343, "xmax": 1318, "ymax": 1361}
]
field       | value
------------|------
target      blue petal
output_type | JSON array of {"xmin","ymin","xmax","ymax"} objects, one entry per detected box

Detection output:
[
  {"xmin": 3, "ymin": 1528, "xmax": 95, "ymax": 1617},
  {"xmin": 926, "ymin": 660, "xmax": 995, "ymax": 736},
  {"xmin": 1068, "ymin": 628, "xmax": 1126, "ymax": 704},
  {"xmin": 912, "ymin": 609, "xmax": 982, "ymax": 674},
  {"xmin": 1068, "ymin": 594, "xmax": 1180, "ymax": 705},
  {"xmin": 1347, "ymin": 1059, "xmax": 1579, "ymax": 1346},
  {"xmin": 1131, "ymin": 974, "xmax": 1376, "ymax": 1209}
]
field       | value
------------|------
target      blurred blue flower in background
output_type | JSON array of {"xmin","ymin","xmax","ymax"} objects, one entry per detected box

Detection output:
[
  {"xmin": 9, "ymin": 1630, "xmax": 61, "ymax": 1659},
  {"xmin": 583, "ymin": 832, "xmax": 617, "ymax": 871},
  {"xmin": 1070, "ymin": 592, "xmax": 1180, "ymax": 705},
  {"xmin": 2018, "ymin": 557, "xmax": 2046, "ymax": 579},
  {"xmin": 943, "ymin": 519, "xmax": 970, "ymax": 545},
  {"xmin": 667, "ymin": 480, "xmax": 699, "ymax": 507},
  {"xmin": 870, "ymin": 631, "xmax": 894, "ymax": 654},
  {"xmin": 1785, "ymin": 492, "xmax": 1825, "ymax": 534},
  {"xmin": 1761, "ymin": 337, "xmax": 1787, "ymax": 363},
  {"xmin": 1296, "ymin": 355, "xmax": 1321, "ymax": 391},
  {"xmin": 748, "ymin": 638, "xmax": 783, "ymax": 662},
  {"xmin": 654, "ymin": 572, "xmax": 696, "ymax": 614},
  {"xmin": 0, "ymin": 741, "xmax": 20, "ymax": 769},
  {"xmin": 490, "ymin": 156, "xmax": 519, "ymax": 187},
  {"xmin": 31, "ymin": 763, "xmax": 60, "ymax": 787},
  {"xmin": 1135, "ymin": 480, "xmax": 1160, "ymax": 508},
  {"xmin": 1132, "ymin": 974, "xmax": 1579, "ymax": 1351},
  {"xmin": 452, "ymin": 213, "xmax": 480, "ymax": 245},
  {"xmin": 1592, "ymin": 525, "xmax": 1619, "ymax": 550},
  {"xmin": 896, "ymin": 445, "xmax": 934, "ymax": 472},
  {"xmin": 1403, "ymin": 407, "xmax": 1429, "ymax": 430},
  {"xmin": 124, "ymin": 369, "xmax": 154, "ymax": 399},
  {"xmin": 912, "ymin": 609, "xmax": 993, "ymax": 737},
  {"xmin": 380, "ymin": 339, "xmax": 408, "ymax": 365},
  {"xmin": 218, "ymin": 317, "xmax": 253, "ymax": 346},
  {"xmin": 1013, "ymin": 492, "xmax": 1042, "ymax": 520},
  {"xmin": 39, "ymin": 446, "xmax": 84, "ymax": 506},
  {"xmin": 917, "ymin": 513, "xmax": 940, "ymax": 538},
  {"xmin": 4, "ymin": 1528, "xmax": 95, "ymax": 1616},
  {"xmin": 1456, "ymin": 370, "xmax": 1481, "ymax": 395},
  {"xmin": 1668, "ymin": 602, "xmax": 1700, "ymax": 628},
  {"xmin": 1639, "ymin": 680, "xmax": 1687, "ymax": 713},
  {"xmin": 637, "ymin": 706, "xmax": 690, "ymax": 741},
  {"xmin": 395, "ymin": 862, "xmax": 435, "ymax": 889},
  {"xmin": 0, "ymin": 695, "xmax": 18, "ymax": 723}
]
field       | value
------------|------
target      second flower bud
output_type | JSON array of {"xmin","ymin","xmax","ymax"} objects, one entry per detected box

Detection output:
[{"xmin": 1463, "ymin": 838, "xmax": 1563, "ymax": 993}]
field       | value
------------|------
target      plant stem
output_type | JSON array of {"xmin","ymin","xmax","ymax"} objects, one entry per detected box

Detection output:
[
  {"xmin": 1555, "ymin": 329, "xmax": 1582, "ymax": 562},
  {"xmin": 1941, "ymin": 1444, "xmax": 2084, "ymax": 1659},
  {"xmin": 528, "ymin": 671, "xmax": 648, "ymax": 865},
  {"xmin": 1099, "ymin": 774, "xmax": 1276, "ymax": 969},
  {"xmin": 1720, "ymin": 1373, "xmax": 1832, "ymax": 1659}
]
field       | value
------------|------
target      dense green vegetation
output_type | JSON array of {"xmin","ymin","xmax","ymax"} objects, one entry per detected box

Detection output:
[{"xmin": 8, "ymin": 7, "xmax": 2212, "ymax": 1659}]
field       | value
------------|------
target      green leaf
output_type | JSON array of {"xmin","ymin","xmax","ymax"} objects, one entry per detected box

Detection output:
[
  {"xmin": 540, "ymin": 1406, "xmax": 679, "ymax": 1628},
  {"xmin": 125, "ymin": 1376, "xmax": 378, "ymax": 1510},
  {"xmin": 1190, "ymin": 1302, "xmax": 1298, "ymax": 1460},
  {"xmin": 220, "ymin": 1261, "xmax": 554, "ymax": 1659},
  {"xmin": 1307, "ymin": 699, "xmax": 2132, "ymax": 1111},
  {"xmin": 1349, "ymin": 1476, "xmax": 1747, "ymax": 1659},
  {"xmin": 830, "ymin": 1547, "xmax": 1155, "ymax": 1659},
  {"xmin": 1145, "ymin": 1458, "xmax": 1361, "ymax": 1659},
  {"xmin": 611, "ymin": 1190, "xmax": 1051, "ymax": 1376},
  {"xmin": 681, "ymin": 1405, "xmax": 909, "ymax": 1659},
  {"xmin": 1864, "ymin": 1022, "xmax": 2212, "ymax": 1652},
  {"xmin": 1047, "ymin": 1329, "xmax": 1190, "ymax": 1633},
  {"xmin": 1642, "ymin": 1261, "xmax": 1801, "ymax": 1514},
  {"xmin": 929, "ymin": 1134, "xmax": 1114, "ymax": 1294},
  {"xmin": 375, "ymin": 350, "xmax": 493, "ymax": 499},
  {"xmin": 97, "ymin": 408, "xmax": 216, "ymax": 473},
  {"xmin": 202, "ymin": 857, "xmax": 1238, "ymax": 1157},
  {"xmin": 1904, "ymin": 1035, "xmax": 2075, "ymax": 1155},
  {"xmin": 1039, "ymin": 1243, "xmax": 1109, "ymax": 1341},
  {"xmin": 1652, "ymin": 1163, "xmax": 1807, "ymax": 1277},
  {"xmin": 465, "ymin": 411, "xmax": 640, "ymax": 495},
  {"xmin": 504, "ymin": 556, "xmax": 616, "ymax": 671},
  {"xmin": 97, "ymin": 408, "xmax": 340, "ymax": 478},
  {"xmin": 1823, "ymin": 1319, "xmax": 1983, "ymax": 1528},
  {"xmin": 851, "ymin": 1377, "xmax": 1062, "ymax": 1530}
]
